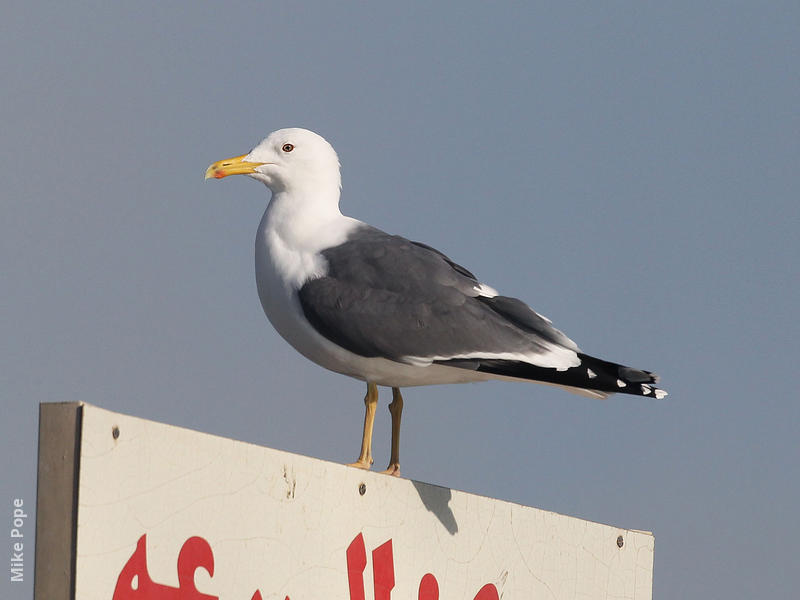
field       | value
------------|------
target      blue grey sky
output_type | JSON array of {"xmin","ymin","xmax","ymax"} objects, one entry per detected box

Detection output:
[{"xmin": 3, "ymin": 2, "xmax": 798, "ymax": 597}]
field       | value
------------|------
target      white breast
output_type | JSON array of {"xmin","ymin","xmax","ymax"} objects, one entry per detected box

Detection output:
[{"xmin": 253, "ymin": 205, "xmax": 371, "ymax": 376}]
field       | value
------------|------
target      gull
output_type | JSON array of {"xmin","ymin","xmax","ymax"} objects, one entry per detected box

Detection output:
[{"xmin": 205, "ymin": 128, "xmax": 666, "ymax": 476}]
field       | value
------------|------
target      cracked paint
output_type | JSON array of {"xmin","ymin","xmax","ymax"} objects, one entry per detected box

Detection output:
[{"xmin": 70, "ymin": 403, "xmax": 653, "ymax": 599}]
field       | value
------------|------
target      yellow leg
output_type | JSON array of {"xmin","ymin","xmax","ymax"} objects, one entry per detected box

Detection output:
[
  {"xmin": 348, "ymin": 382, "xmax": 378, "ymax": 470},
  {"xmin": 381, "ymin": 387, "xmax": 403, "ymax": 477}
]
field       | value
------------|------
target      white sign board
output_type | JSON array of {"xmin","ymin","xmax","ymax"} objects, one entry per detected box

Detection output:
[{"xmin": 42, "ymin": 403, "xmax": 653, "ymax": 599}]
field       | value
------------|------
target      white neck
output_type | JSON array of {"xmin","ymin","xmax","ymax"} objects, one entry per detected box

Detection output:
[
  {"xmin": 257, "ymin": 184, "xmax": 362, "ymax": 295},
  {"xmin": 264, "ymin": 187, "xmax": 346, "ymax": 249}
]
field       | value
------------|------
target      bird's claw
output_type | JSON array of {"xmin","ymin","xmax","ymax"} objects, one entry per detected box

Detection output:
[{"xmin": 380, "ymin": 463, "xmax": 401, "ymax": 477}]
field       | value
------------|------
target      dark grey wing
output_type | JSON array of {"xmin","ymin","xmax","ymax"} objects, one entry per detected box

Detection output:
[
  {"xmin": 476, "ymin": 295, "xmax": 578, "ymax": 351},
  {"xmin": 297, "ymin": 225, "xmax": 580, "ymax": 369}
]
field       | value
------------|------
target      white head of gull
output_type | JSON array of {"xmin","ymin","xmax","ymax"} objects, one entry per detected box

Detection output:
[{"xmin": 206, "ymin": 127, "xmax": 667, "ymax": 476}]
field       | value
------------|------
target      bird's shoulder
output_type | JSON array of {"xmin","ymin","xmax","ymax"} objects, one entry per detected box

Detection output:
[{"xmin": 318, "ymin": 223, "xmax": 479, "ymax": 290}]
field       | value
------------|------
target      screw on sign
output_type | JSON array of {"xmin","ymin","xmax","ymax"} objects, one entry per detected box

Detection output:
[{"xmin": 113, "ymin": 533, "xmax": 498, "ymax": 600}]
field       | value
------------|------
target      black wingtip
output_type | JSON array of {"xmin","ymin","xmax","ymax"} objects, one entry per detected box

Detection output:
[
  {"xmin": 583, "ymin": 354, "xmax": 668, "ymax": 398},
  {"xmin": 437, "ymin": 353, "xmax": 668, "ymax": 398}
]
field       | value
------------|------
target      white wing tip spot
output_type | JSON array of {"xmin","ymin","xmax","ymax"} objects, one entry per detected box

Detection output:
[
  {"xmin": 474, "ymin": 283, "xmax": 499, "ymax": 298},
  {"xmin": 587, "ymin": 368, "xmax": 597, "ymax": 379},
  {"xmin": 616, "ymin": 379, "xmax": 627, "ymax": 388},
  {"xmin": 654, "ymin": 388, "xmax": 668, "ymax": 399}
]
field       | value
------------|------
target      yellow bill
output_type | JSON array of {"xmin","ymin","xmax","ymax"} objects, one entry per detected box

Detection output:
[{"xmin": 205, "ymin": 154, "xmax": 266, "ymax": 180}]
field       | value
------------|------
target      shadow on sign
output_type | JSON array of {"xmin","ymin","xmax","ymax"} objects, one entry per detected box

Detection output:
[{"xmin": 412, "ymin": 481, "xmax": 458, "ymax": 535}]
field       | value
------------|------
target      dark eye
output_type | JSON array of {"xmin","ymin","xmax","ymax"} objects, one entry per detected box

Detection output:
[{"xmin": 282, "ymin": 143, "xmax": 294, "ymax": 153}]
